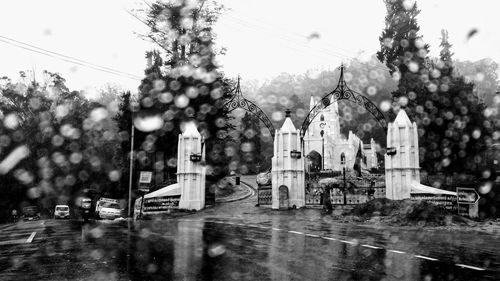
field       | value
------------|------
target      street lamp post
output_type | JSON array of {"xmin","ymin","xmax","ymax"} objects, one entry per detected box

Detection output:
[
  {"xmin": 341, "ymin": 153, "xmax": 346, "ymax": 205},
  {"xmin": 320, "ymin": 130, "xmax": 324, "ymax": 171},
  {"xmin": 127, "ymin": 96, "xmax": 138, "ymax": 218},
  {"xmin": 127, "ymin": 112, "xmax": 135, "ymax": 218}
]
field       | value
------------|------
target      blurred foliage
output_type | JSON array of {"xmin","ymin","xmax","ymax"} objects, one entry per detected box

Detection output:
[
  {"xmin": 238, "ymin": 112, "xmax": 263, "ymax": 174},
  {"xmin": 377, "ymin": 0, "xmax": 497, "ymax": 177},
  {"xmin": 134, "ymin": 0, "xmax": 234, "ymax": 186},
  {"xmin": 0, "ymin": 72, "xmax": 123, "ymax": 221},
  {"xmin": 454, "ymin": 58, "xmax": 499, "ymax": 105}
]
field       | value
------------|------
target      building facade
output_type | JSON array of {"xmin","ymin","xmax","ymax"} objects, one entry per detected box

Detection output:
[{"xmin": 303, "ymin": 96, "xmax": 378, "ymax": 173}]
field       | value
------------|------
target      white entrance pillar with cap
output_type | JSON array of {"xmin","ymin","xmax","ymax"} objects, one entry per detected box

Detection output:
[
  {"xmin": 272, "ymin": 109, "xmax": 305, "ymax": 209},
  {"xmin": 385, "ymin": 109, "xmax": 420, "ymax": 200},
  {"xmin": 177, "ymin": 122, "xmax": 206, "ymax": 210}
]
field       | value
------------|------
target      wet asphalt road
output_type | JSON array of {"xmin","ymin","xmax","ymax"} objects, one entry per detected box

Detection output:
[{"xmin": 0, "ymin": 175, "xmax": 498, "ymax": 280}]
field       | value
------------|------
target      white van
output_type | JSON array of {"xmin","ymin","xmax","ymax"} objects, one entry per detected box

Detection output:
[{"xmin": 54, "ymin": 205, "xmax": 70, "ymax": 219}]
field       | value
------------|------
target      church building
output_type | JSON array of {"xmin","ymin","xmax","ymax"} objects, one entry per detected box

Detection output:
[{"xmin": 303, "ymin": 96, "xmax": 378, "ymax": 173}]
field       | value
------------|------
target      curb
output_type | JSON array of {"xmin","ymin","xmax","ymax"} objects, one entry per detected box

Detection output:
[{"xmin": 216, "ymin": 180, "xmax": 256, "ymax": 203}]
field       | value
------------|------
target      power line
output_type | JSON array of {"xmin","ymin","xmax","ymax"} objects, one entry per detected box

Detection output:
[
  {"xmin": 0, "ymin": 35, "xmax": 143, "ymax": 80},
  {"xmin": 222, "ymin": 13, "xmax": 391, "ymax": 73},
  {"xmin": 127, "ymin": 5, "xmax": 392, "ymax": 79},
  {"xmin": 229, "ymin": 9, "xmax": 375, "ymax": 58},
  {"xmin": 224, "ymin": 13, "xmax": 358, "ymax": 61}
]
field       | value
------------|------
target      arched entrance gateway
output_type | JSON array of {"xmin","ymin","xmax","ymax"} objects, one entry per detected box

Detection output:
[
  {"xmin": 223, "ymin": 76, "xmax": 276, "ymax": 139},
  {"xmin": 266, "ymin": 65, "xmax": 393, "ymax": 209},
  {"xmin": 144, "ymin": 66, "xmax": 462, "ymax": 214}
]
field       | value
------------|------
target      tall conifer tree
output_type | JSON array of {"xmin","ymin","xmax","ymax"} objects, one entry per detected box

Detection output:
[{"xmin": 134, "ymin": 0, "xmax": 233, "ymax": 186}]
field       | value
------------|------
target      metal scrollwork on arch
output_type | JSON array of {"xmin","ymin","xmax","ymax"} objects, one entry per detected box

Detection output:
[
  {"xmin": 300, "ymin": 65, "xmax": 392, "ymax": 137},
  {"xmin": 223, "ymin": 77, "xmax": 276, "ymax": 139}
]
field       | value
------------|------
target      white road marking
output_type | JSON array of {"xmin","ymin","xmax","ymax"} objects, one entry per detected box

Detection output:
[
  {"xmin": 26, "ymin": 232, "xmax": 36, "ymax": 243},
  {"xmin": 305, "ymin": 233, "xmax": 320, "ymax": 238},
  {"xmin": 339, "ymin": 240, "xmax": 357, "ymax": 245},
  {"xmin": 362, "ymin": 244, "xmax": 381, "ymax": 249},
  {"xmin": 0, "ymin": 239, "xmax": 26, "ymax": 246},
  {"xmin": 388, "ymin": 250, "xmax": 405, "ymax": 254},
  {"xmin": 456, "ymin": 264, "xmax": 485, "ymax": 271},
  {"xmin": 272, "ymin": 228, "xmax": 281, "ymax": 231},
  {"xmin": 322, "ymin": 237, "xmax": 337, "ymax": 241},
  {"xmin": 288, "ymin": 230, "xmax": 304, "ymax": 235},
  {"xmin": 257, "ymin": 226, "xmax": 268, "ymax": 229},
  {"xmin": 414, "ymin": 255, "xmax": 438, "ymax": 261}
]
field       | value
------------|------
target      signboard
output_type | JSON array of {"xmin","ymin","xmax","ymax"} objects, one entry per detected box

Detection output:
[
  {"xmin": 190, "ymin": 154, "xmax": 202, "ymax": 162},
  {"xmin": 386, "ymin": 147, "xmax": 397, "ymax": 156},
  {"xmin": 456, "ymin": 187, "xmax": 480, "ymax": 204},
  {"xmin": 458, "ymin": 204, "xmax": 470, "ymax": 216},
  {"xmin": 139, "ymin": 171, "xmax": 153, "ymax": 184},
  {"xmin": 411, "ymin": 194, "xmax": 457, "ymax": 211},
  {"xmin": 138, "ymin": 171, "xmax": 153, "ymax": 192},
  {"xmin": 143, "ymin": 195, "xmax": 180, "ymax": 212},
  {"xmin": 456, "ymin": 187, "xmax": 479, "ymax": 218}
]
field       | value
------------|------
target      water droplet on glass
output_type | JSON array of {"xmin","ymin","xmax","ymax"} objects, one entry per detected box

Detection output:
[
  {"xmin": 174, "ymin": 94, "xmax": 190, "ymax": 108},
  {"xmin": 3, "ymin": 113, "xmax": 19, "ymax": 129},
  {"xmin": 134, "ymin": 114, "xmax": 164, "ymax": 132}
]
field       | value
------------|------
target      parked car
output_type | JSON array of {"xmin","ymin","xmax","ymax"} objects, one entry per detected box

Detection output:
[
  {"xmin": 22, "ymin": 206, "xmax": 40, "ymax": 221},
  {"xmin": 95, "ymin": 197, "xmax": 119, "ymax": 219},
  {"xmin": 97, "ymin": 202, "xmax": 122, "ymax": 220},
  {"xmin": 54, "ymin": 205, "xmax": 70, "ymax": 219}
]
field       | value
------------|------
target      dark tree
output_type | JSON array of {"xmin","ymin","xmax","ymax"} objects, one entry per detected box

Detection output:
[
  {"xmin": 0, "ymin": 73, "xmax": 123, "ymax": 221},
  {"xmin": 133, "ymin": 0, "xmax": 233, "ymax": 189},
  {"xmin": 377, "ymin": 0, "xmax": 492, "ymax": 177},
  {"xmin": 421, "ymin": 32, "xmax": 490, "ymax": 175},
  {"xmin": 439, "ymin": 29, "xmax": 453, "ymax": 69},
  {"xmin": 377, "ymin": 0, "xmax": 431, "ymax": 109}
]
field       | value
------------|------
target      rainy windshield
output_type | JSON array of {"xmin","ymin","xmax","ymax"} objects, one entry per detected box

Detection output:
[{"xmin": 0, "ymin": 0, "xmax": 499, "ymax": 280}]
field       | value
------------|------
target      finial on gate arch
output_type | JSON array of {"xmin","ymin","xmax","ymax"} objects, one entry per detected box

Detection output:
[{"xmin": 285, "ymin": 108, "xmax": 291, "ymax": 118}]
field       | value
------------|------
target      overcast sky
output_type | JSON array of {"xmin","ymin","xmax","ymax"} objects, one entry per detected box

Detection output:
[{"xmin": 0, "ymin": 0, "xmax": 498, "ymax": 94}]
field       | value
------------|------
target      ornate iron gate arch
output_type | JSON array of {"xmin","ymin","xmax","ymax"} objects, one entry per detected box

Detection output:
[
  {"xmin": 223, "ymin": 76, "xmax": 276, "ymax": 139},
  {"xmin": 299, "ymin": 64, "xmax": 392, "ymax": 137}
]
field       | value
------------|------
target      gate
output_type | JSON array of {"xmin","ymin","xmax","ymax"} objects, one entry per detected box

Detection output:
[
  {"xmin": 330, "ymin": 178, "xmax": 385, "ymax": 205},
  {"xmin": 305, "ymin": 184, "xmax": 323, "ymax": 205},
  {"xmin": 223, "ymin": 76, "xmax": 275, "ymax": 139},
  {"xmin": 257, "ymin": 185, "xmax": 272, "ymax": 206},
  {"xmin": 278, "ymin": 185, "xmax": 289, "ymax": 209}
]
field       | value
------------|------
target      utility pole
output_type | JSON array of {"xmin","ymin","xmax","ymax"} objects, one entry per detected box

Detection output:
[
  {"xmin": 320, "ymin": 130, "xmax": 324, "ymax": 170},
  {"xmin": 127, "ymin": 100, "xmax": 136, "ymax": 218},
  {"xmin": 341, "ymin": 153, "xmax": 346, "ymax": 205}
]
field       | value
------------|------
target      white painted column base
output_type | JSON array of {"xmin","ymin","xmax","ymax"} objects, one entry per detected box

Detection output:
[{"xmin": 179, "ymin": 200, "xmax": 204, "ymax": 211}]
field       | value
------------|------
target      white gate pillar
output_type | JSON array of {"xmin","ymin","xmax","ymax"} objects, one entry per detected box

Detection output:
[
  {"xmin": 177, "ymin": 122, "xmax": 206, "ymax": 210},
  {"xmin": 272, "ymin": 110, "xmax": 305, "ymax": 209},
  {"xmin": 385, "ymin": 109, "xmax": 420, "ymax": 200}
]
